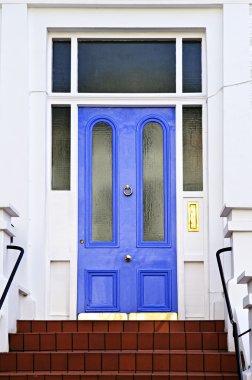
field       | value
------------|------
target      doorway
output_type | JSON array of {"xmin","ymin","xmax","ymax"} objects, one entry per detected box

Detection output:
[{"xmin": 78, "ymin": 107, "xmax": 177, "ymax": 314}]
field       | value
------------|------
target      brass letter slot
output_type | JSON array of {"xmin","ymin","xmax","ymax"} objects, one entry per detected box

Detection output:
[{"xmin": 188, "ymin": 201, "xmax": 199, "ymax": 232}]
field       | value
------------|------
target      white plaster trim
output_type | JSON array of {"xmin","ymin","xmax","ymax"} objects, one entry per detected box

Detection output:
[
  {"xmin": 21, "ymin": 0, "xmax": 245, "ymax": 8},
  {"xmin": 243, "ymin": 294, "xmax": 252, "ymax": 309},
  {"xmin": 47, "ymin": 94, "xmax": 207, "ymax": 104},
  {"xmin": 0, "ymin": 205, "xmax": 19, "ymax": 218},
  {"xmin": 19, "ymin": 286, "xmax": 30, "ymax": 297},
  {"xmin": 224, "ymin": 221, "xmax": 252, "ymax": 238},
  {"xmin": 221, "ymin": 204, "xmax": 252, "ymax": 218},
  {"xmin": 183, "ymin": 256, "xmax": 204, "ymax": 262},
  {"xmin": 237, "ymin": 271, "xmax": 252, "ymax": 285},
  {"xmin": 0, "ymin": 227, "xmax": 15, "ymax": 237}
]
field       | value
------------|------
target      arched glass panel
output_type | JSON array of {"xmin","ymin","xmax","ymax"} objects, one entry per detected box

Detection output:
[
  {"xmin": 143, "ymin": 122, "xmax": 164, "ymax": 241},
  {"xmin": 92, "ymin": 122, "xmax": 113, "ymax": 242}
]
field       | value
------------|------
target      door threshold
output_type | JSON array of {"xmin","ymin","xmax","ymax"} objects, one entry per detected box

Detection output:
[{"xmin": 78, "ymin": 312, "xmax": 177, "ymax": 320}]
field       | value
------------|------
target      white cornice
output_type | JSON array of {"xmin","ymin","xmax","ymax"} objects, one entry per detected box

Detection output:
[
  {"xmin": 1, "ymin": 0, "xmax": 250, "ymax": 8},
  {"xmin": 0, "ymin": 205, "xmax": 19, "ymax": 218},
  {"xmin": 221, "ymin": 204, "xmax": 252, "ymax": 218},
  {"xmin": 0, "ymin": 0, "xmax": 227, "ymax": 8}
]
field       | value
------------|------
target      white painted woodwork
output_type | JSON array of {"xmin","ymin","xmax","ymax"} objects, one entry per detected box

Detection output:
[
  {"xmin": 0, "ymin": 205, "xmax": 20, "ymax": 351},
  {"xmin": 49, "ymin": 261, "xmax": 70, "ymax": 318},
  {"xmin": 221, "ymin": 205, "xmax": 252, "ymax": 355},
  {"xmin": 0, "ymin": 1, "xmax": 251, "ymax": 328},
  {"xmin": 237, "ymin": 272, "xmax": 252, "ymax": 376},
  {"xmin": 184, "ymin": 262, "xmax": 205, "ymax": 318}
]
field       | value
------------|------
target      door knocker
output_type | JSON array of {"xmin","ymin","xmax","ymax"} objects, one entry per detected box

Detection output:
[{"xmin": 123, "ymin": 184, "xmax": 133, "ymax": 197}]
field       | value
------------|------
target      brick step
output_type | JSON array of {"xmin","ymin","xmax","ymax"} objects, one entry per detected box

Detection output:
[
  {"xmin": 9, "ymin": 332, "xmax": 227, "ymax": 352},
  {"xmin": 17, "ymin": 321, "xmax": 225, "ymax": 334},
  {"xmin": 0, "ymin": 351, "xmax": 237, "ymax": 373},
  {"xmin": 6, "ymin": 320, "xmax": 236, "ymax": 379},
  {"xmin": 0, "ymin": 372, "xmax": 240, "ymax": 380}
]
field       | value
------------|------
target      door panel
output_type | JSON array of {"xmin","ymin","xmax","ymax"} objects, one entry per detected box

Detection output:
[
  {"xmin": 138, "ymin": 270, "xmax": 172, "ymax": 311},
  {"xmin": 85, "ymin": 270, "xmax": 119, "ymax": 311},
  {"xmin": 78, "ymin": 107, "xmax": 177, "ymax": 313}
]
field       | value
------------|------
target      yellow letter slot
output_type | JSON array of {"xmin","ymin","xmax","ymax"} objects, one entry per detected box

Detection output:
[{"xmin": 188, "ymin": 201, "xmax": 199, "ymax": 232}]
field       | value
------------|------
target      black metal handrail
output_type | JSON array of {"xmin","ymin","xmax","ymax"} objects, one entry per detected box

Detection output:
[
  {"xmin": 0, "ymin": 245, "xmax": 24, "ymax": 310},
  {"xmin": 216, "ymin": 247, "xmax": 245, "ymax": 380}
]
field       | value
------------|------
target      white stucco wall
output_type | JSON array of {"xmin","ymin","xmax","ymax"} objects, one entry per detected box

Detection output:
[
  {"xmin": 250, "ymin": 5, "xmax": 252, "ymax": 105},
  {"xmin": 0, "ymin": 0, "xmax": 251, "ymax": 322},
  {"xmin": 0, "ymin": 4, "xmax": 29, "ymax": 288}
]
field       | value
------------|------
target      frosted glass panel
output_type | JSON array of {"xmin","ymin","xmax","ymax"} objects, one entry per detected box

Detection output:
[
  {"xmin": 92, "ymin": 123, "xmax": 113, "ymax": 241},
  {"xmin": 52, "ymin": 107, "xmax": 71, "ymax": 190},
  {"xmin": 143, "ymin": 123, "xmax": 164, "ymax": 241},
  {"xmin": 183, "ymin": 107, "xmax": 203, "ymax": 191}
]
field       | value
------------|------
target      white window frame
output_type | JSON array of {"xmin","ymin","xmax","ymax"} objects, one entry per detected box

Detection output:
[{"xmin": 47, "ymin": 30, "xmax": 208, "ymax": 320}]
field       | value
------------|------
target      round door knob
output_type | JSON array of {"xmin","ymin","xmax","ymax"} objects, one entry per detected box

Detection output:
[{"xmin": 124, "ymin": 254, "xmax": 132, "ymax": 262}]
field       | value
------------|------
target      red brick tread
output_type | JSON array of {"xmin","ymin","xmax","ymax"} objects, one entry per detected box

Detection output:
[
  {"xmin": 0, "ymin": 351, "xmax": 237, "ymax": 373},
  {"xmin": 16, "ymin": 321, "xmax": 225, "ymax": 334},
  {"xmin": 9, "ymin": 332, "xmax": 227, "ymax": 352},
  {"xmin": 0, "ymin": 373, "xmax": 239, "ymax": 379}
]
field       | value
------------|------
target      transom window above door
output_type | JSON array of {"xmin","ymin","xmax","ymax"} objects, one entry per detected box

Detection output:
[{"xmin": 51, "ymin": 38, "xmax": 202, "ymax": 94}]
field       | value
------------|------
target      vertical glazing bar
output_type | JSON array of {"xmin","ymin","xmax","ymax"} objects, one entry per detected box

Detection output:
[
  {"xmin": 176, "ymin": 37, "xmax": 183, "ymax": 95},
  {"xmin": 71, "ymin": 37, "xmax": 77, "ymax": 94}
]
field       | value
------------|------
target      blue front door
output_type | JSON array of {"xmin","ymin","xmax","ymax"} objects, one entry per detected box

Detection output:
[{"xmin": 78, "ymin": 107, "xmax": 177, "ymax": 313}]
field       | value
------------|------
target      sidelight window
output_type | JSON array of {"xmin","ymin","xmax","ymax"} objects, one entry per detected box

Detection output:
[
  {"xmin": 51, "ymin": 106, "xmax": 71, "ymax": 190},
  {"xmin": 183, "ymin": 106, "xmax": 203, "ymax": 191}
]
